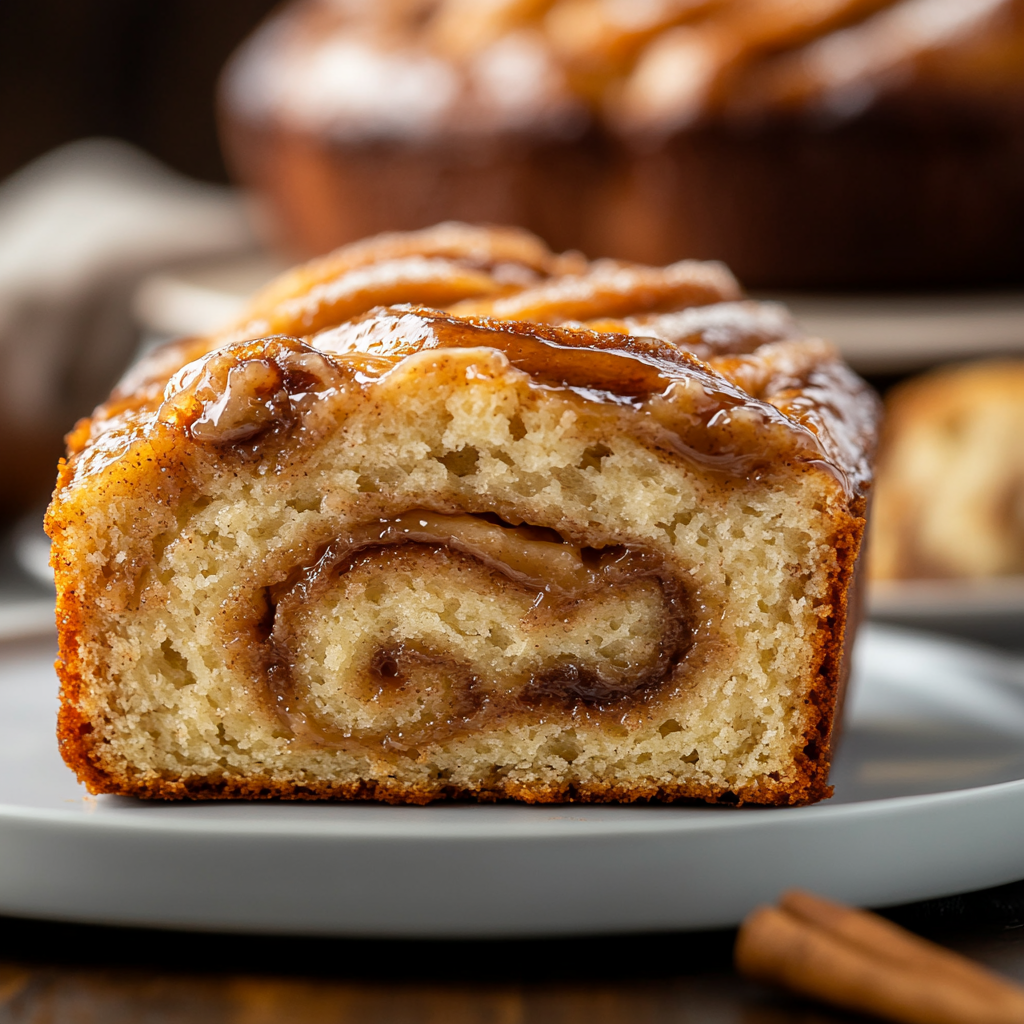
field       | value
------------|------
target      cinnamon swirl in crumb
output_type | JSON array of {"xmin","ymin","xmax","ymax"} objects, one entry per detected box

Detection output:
[{"xmin": 48, "ymin": 223, "xmax": 878, "ymax": 806}]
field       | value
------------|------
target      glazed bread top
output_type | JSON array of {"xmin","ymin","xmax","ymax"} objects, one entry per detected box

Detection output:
[
  {"xmin": 221, "ymin": 0, "xmax": 1024, "ymax": 140},
  {"xmin": 61, "ymin": 222, "xmax": 877, "ymax": 506}
]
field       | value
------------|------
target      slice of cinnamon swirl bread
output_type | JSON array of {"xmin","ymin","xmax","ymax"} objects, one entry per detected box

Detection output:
[{"xmin": 47, "ymin": 223, "xmax": 878, "ymax": 805}]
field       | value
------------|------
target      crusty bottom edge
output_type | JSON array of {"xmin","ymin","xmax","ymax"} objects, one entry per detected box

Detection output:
[{"xmin": 72, "ymin": 769, "xmax": 833, "ymax": 807}]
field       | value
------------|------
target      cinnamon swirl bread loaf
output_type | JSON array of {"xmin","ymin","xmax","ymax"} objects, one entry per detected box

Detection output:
[{"xmin": 47, "ymin": 223, "xmax": 878, "ymax": 805}]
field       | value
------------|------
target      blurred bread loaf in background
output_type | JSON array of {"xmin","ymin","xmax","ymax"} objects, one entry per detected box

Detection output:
[
  {"xmin": 219, "ymin": 0, "xmax": 1024, "ymax": 289},
  {"xmin": 870, "ymin": 360, "xmax": 1024, "ymax": 580},
  {"xmin": 0, "ymin": 140, "xmax": 254, "ymax": 518}
]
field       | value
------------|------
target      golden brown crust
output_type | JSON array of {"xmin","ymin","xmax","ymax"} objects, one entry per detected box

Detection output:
[
  {"xmin": 246, "ymin": 221, "xmax": 577, "ymax": 317},
  {"xmin": 48, "ymin": 223, "xmax": 876, "ymax": 807},
  {"xmin": 53, "ymin": 772, "xmax": 822, "ymax": 807}
]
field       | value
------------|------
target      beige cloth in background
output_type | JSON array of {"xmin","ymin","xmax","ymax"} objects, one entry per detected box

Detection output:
[{"xmin": 0, "ymin": 138, "xmax": 256, "ymax": 514}]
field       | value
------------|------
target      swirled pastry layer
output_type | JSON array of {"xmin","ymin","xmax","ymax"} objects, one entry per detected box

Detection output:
[{"xmin": 49, "ymin": 223, "xmax": 878, "ymax": 805}]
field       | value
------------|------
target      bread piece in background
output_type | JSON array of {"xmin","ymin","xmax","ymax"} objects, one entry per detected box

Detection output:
[{"xmin": 870, "ymin": 360, "xmax": 1024, "ymax": 580}]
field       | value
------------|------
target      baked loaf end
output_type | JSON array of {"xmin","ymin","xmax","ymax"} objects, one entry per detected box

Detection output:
[
  {"xmin": 870, "ymin": 359, "xmax": 1024, "ymax": 579},
  {"xmin": 48, "ymin": 223, "xmax": 878, "ymax": 805}
]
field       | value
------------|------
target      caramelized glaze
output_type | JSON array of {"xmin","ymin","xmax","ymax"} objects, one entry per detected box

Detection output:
[
  {"xmin": 67, "ymin": 293, "xmax": 875, "ymax": 509},
  {"xmin": 144, "ymin": 306, "xmax": 867, "ymax": 498}
]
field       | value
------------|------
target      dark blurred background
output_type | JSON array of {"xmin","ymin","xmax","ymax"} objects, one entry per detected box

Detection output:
[{"xmin": 0, "ymin": 0, "xmax": 277, "ymax": 185}]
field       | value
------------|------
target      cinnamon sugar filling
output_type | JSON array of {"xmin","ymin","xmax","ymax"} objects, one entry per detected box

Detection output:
[{"xmin": 253, "ymin": 511, "xmax": 697, "ymax": 753}]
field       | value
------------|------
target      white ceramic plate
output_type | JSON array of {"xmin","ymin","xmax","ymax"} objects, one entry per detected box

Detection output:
[
  {"xmin": 2, "ymin": 612, "xmax": 1024, "ymax": 937},
  {"xmin": 867, "ymin": 577, "xmax": 1024, "ymax": 651}
]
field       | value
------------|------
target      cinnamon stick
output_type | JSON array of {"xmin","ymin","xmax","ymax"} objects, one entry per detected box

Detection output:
[
  {"xmin": 782, "ymin": 889, "xmax": 1023, "ymax": 1002},
  {"xmin": 735, "ymin": 890, "xmax": 1024, "ymax": 1024}
]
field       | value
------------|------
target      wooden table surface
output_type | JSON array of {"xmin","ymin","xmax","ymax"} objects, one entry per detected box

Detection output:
[{"xmin": 2, "ymin": 881, "xmax": 1024, "ymax": 1023}]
